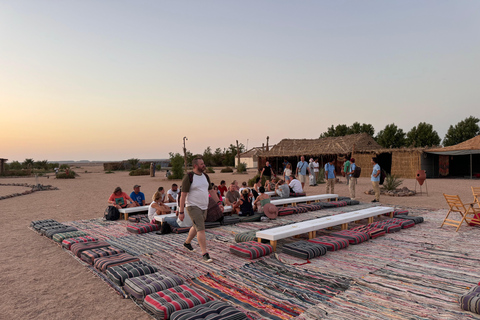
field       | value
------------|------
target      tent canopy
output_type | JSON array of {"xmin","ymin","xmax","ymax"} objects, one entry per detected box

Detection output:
[{"xmin": 426, "ymin": 135, "xmax": 480, "ymax": 155}]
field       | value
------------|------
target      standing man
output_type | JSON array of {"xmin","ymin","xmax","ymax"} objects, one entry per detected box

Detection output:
[
  {"xmin": 130, "ymin": 185, "xmax": 146, "ymax": 207},
  {"xmin": 343, "ymin": 158, "xmax": 351, "ymax": 186},
  {"xmin": 371, "ymin": 157, "xmax": 381, "ymax": 202},
  {"xmin": 347, "ymin": 158, "xmax": 357, "ymax": 200},
  {"xmin": 296, "ymin": 156, "xmax": 310, "ymax": 189},
  {"xmin": 313, "ymin": 159, "xmax": 320, "ymax": 183},
  {"xmin": 179, "ymin": 158, "xmax": 222, "ymax": 263},
  {"xmin": 260, "ymin": 161, "xmax": 274, "ymax": 181},
  {"xmin": 324, "ymin": 159, "xmax": 336, "ymax": 194}
]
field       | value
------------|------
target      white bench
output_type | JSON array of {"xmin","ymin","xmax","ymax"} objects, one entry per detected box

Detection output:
[
  {"xmin": 152, "ymin": 205, "xmax": 233, "ymax": 223},
  {"xmin": 270, "ymin": 194, "xmax": 338, "ymax": 207},
  {"xmin": 118, "ymin": 202, "xmax": 178, "ymax": 220},
  {"xmin": 256, "ymin": 206, "xmax": 394, "ymax": 250}
]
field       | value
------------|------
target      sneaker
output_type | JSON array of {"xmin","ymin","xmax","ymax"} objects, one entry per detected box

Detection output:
[
  {"xmin": 183, "ymin": 242, "xmax": 195, "ymax": 252},
  {"xmin": 372, "ymin": 199, "xmax": 378, "ymax": 203},
  {"xmin": 202, "ymin": 253, "xmax": 213, "ymax": 263}
]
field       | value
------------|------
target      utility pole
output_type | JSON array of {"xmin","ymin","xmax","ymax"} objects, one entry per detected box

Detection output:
[
  {"xmin": 236, "ymin": 140, "xmax": 240, "ymax": 169},
  {"xmin": 183, "ymin": 137, "xmax": 188, "ymax": 171},
  {"xmin": 266, "ymin": 136, "xmax": 270, "ymax": 151}
]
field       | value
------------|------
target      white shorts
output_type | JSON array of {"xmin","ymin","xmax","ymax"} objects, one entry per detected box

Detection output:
[{"xmin": 299, "ymin": 174, "xmax": 307, "ymax": 183}]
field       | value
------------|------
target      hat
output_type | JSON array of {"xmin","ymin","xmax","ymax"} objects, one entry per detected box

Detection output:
[
  {"xmin": 350, "ymin": 158, "xmax": 355, "ymax": 162},
  {"xmin": 263, "ymin": 203, "xmax": 278, "ymax": 219},
  {"xmin": 309, "ymin": 158, "xmax": 313, "ymax": 162},
  {"xmin": 133, "ymin": 185, "xmax": 141, "ymax": 189}
]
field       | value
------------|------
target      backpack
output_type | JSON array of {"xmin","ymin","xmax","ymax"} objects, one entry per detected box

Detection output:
[
  {"xmin": 187, "ymin": 171, "xmax": 211, "ymax": 185},
  {"xmin": 379, "ymin": 169, "xmax": 387, "ymax": 185},
  {"xmin": 104, "ymin": 206, "xmax": 120, "ymax": 221},
  {"xmin": 353, "ymin": 166, "xmax": 361, "ymax": 178}
]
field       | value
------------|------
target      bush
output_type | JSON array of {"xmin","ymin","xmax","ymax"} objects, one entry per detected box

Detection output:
[
  {"xmin": 383, "ymin": 174, "xmax": 403, "ymax": 191},
  {"xmin": 140, "ymin": 162, "xmax": 150, "ymax": 170},
  {"xmin": 156, "ymin": 164, "xmax": 161, "ymax": 171},
  {"xmin": 57, "ymin": 170, "xmax": 76, "ymax": 179},
  {"xmin": 221, "ymin": 167, "xmax": 234, "ymax": 173},
  {"xmin": 237, "ymin": 162, "xmax": 247, "ymax": 173},
  {"xmin": 1, "ymin": 169, "xmax": 31, "ymax": 177},
  {"xmin": 129, "ymin": 169, "xmax": 150, "ymax": 176},
  {"xmin": 169, "ymin": 153, "xmax": 185, "ymax": 179},
  {"xmin": 59, "ymin": 164, "xmax": 70, "ymax": 170},
  {"xmin": 206, "ymin": 167, "xmax": 215, "ymax": 173},
  {"xmin": 248, "ymin": 174, "xmax": 267, "ymax": 187},
  {"xmin": 105, "ymin": 170, "xmax": 114, "ymax": 174},
  {"xmin": 316, "ymin": 168, "xmax": 325, "ymax": 184}
]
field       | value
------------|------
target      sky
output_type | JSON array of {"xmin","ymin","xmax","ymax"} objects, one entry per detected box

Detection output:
[{"xmin": 1, "ymin": 1, "xmax": 479, "ymax": 161}]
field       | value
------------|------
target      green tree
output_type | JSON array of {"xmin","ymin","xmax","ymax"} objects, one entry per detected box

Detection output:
[
  {"xmin": 406, "ymin": 122, "xmax": 441, "ymax": 147},
  {"xmin": 127, "ymin": 158, "xmax": 140, "ymax": 170},
  {"xmin": 202, "ymin": 146, "xmax": 214, "ymax": 167},
  {"xmin": 223, "ymin": 143, "xmax": 245, "ymax": 166},
  {"xmin": 169, "ymin": 152, "xmax": 185, "ymax": 179},
  {"xmin": 22, "ymin": 158, "xmax": 34, "ymax": 169},
  {"xmin": 376, "ymin": 124, "xmax": 406, "ymax": 148},
  {"xmin": 212, "ymin": 148, "xmax": 223, "ymax": 166},
  {"xmin": 320, "ymin": 123, "xmax": 375, "ymax": 138},
  {"xmin": 9, "ymin": 161, "xmax": 22, "ymax": 170},
  {"xmin": 443, "ymin": 116, "xmax": 480, "ymax": 146}
]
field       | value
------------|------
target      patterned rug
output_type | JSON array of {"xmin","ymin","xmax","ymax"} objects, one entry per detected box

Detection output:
[{"xmin": 41, "ymin": 204, "xmax": 480, "ymax": 319}]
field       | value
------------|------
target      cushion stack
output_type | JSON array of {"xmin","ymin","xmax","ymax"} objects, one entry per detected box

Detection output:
[
  {"xmin": 52, "ymin": 231, "xmax": 88, "ymax": 243},
  {"xmin": 94, "ymin": 253, "xmax": 140, "ymax": 272},
  {"xmin": 170, "ymin": 301, "xmax": 248, "ymax": 320},
  {"xmin": 229, "ymin": 241, "xmax": 273, "ymax": 260},
  {"xmin": 124, "ymin": 272, "xmax": 184, "ymax": 300},
  {"xmin": 80, "ymin": 246, "xmax": 125, "ymax": 265},
  {"xmin": 62, "ymin": 236, "xmax": 98, "ymax": 250},
  {"xmin": 106, "ymin": 261, "xmax": 158, "ymax": 286}
]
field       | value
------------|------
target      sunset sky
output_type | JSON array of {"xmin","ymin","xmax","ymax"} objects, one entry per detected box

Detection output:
[{"xmin": 1, "ymin": 1, "xmax": 479, "ymax": 161}]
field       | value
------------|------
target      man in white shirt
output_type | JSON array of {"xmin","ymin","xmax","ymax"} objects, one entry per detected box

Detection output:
[
  {"xmin": 167, "ymin": 184, "xmax": 179, "ymax": 203},
  {"xmin": 288, "ymin": 175, "xmax": 303, "ymax": 193},
  {"xmin": 178, "ymin": 158, "xmax": 222, "ymax": 263}
]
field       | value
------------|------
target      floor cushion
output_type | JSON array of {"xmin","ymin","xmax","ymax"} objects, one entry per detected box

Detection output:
[
  {"xmin": 44, "ymin": 226, "xmax": 78, "ymax": 238},
  {"xmin": 94, "ymin": 253, "xmax": 140, "ymax": 272},
  {"xmin": 32, "ymin": 221, "xmax": 62, "ymax": 232},
  {"xmin": 143, "ymin": 284, "xmax": 210, "ymax": 320},
  {"xmin": 345, "ymin": 200, "xmax": 360, "ymax": 205},
  {"xmin": 385, "ymin": 218, "xmax": 415, "ymax": 229},
  {"xmin": 222, "ymin": 216, "xmax": 241, "ymax": 225},
  {"xmin": 170, "ymin": 300, "xmax": 248, "ymax": 320},
  {"xmin": 336, "ymin": 197, "xmax": 351, "ymax": 201},
  {"xmin": 71, "ymin": 241, "xmax": 111, "ymax": 258},
  {"xmin": 293, "ymin": 206, "xmax": 309, "ymax": 213},
  {"xmin": 238, "ymin": 213, "xmax": 263, "ymax": 222},
  {"xmin": 459, "ymin": 286, "xmax": 480, "ymax": 314},
  {"xmin": 81, "ymin": 246, "xmax": 125, "ymax": 265},
  {"xmin": 128, "ymin": 214, "xmax": 150, "ymax": 223},
  {"xmin": 126, "ymin": 223, "xmax": 160, "ymax": 234},
  {"xmin": 278, "ymin": 207, "xmax": 297, "ymax": 216},
  {"xmin": 369, "ymin": 221, "xmax": 402, "ymax": 233},
  {"xmin": 289, "ymin": 192, "xmax": 306, "ymax": 197},
  {"xmin": 38, "ymin": 224, "xmax": 68, "ymax": 235},
  {"xmin": 62, "ymin": 236, "xmax": 98, "ymax": 250},
  {"xmin": 171, "ymin": 227, "xmax": 191, "ymax": 234},
  {"xmin": 297, "ymin": 203, "xmax": 323, "ymax": 211},
  {"xmin": 52, "ymin": 230, "xmax": 88, "ymax": 243},
  {"xmin": 323, "ymin": 201, "xmax": 347, "ymax": 208},
  {"xmin": 30, "ymin": 219, "xmax": 58, "ymax": 228},
  {"xmin": 308, "ymin": 236, "xmax": 349, "ymax": 251},
  {"xmin": 384, "ymin": 209, "xmax": 409, "ymax": 217},
  {"xmin": 229, "ymin": 241, "xmax": 273, "ymax": 259},
  {"xmin": 282, "ymin": 241, "xmax": 328, "ymax": 259},
  {"xmin": 106, "ymin": 261, "xmax": 158, "ymax": 286},
  {"xmin": 330, "ymin": 230, "xmax": 369, "ymax": 245},
  {"xmin": 234, "ymin": 230, "xmax": 257, "ymax": 243},
  {"xmin": 395, "ymin": 215, "xmax": 424, "ymax": 224},
  {"xmin": 351, "ymin": 225, "xmax": 386, "ymax": 239},
  {"xmin": 124, "ymin": 272, "xmax": 184, "ymax": 300}
]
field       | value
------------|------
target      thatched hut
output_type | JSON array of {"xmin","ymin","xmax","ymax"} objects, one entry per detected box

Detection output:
[{"xmin": 258, "ymin": 133, "xmax": 382, "ymax": 177}]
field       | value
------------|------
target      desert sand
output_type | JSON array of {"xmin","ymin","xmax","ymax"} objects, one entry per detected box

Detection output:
[{"xmin": 0, "ymin": 163, "xmax": 478, "ymax": 319}]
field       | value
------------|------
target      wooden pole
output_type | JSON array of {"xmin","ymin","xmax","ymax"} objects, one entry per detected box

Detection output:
[
  {"xmin": 236, "ymin": 140, "xmax": 240, "ymax": 169},
  {"xmin": 183, "ymin": 137, "xmax": 188, "ymax": 171},
  {"xmin": 266, "ymin": 136, "xmax": 270, "ymax": 151}
]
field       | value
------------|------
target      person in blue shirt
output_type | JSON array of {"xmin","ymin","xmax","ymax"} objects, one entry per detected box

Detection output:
[
  {"xmin": 347, "ymin": 158, "xmax": 357, "ymax": 200},
  {"xmin": 324, "ymin": 159, "xmax": 336, "ymax": 194},
  {"xmin": 296, "ymin": 156, "xmax": 310, "ymax": 189},
  {"xmin": 371, "ymin": 157, "xmax": 381, "ymax": 202},
  {"xmin": 130, "ymin": 185, "xmax": 146, "ymax": 206}
]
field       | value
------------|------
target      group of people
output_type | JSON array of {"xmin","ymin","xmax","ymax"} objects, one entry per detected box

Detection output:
[{"xmin": 108, "ymin": 184, "xmax": 180, "ymax": 209}]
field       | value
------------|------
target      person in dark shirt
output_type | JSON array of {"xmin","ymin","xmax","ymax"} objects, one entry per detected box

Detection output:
[{"xmin": 261, "ymin": 161, "xmax": 274, "ymax": 181}]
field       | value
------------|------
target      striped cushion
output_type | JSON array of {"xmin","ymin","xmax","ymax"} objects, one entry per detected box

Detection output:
[
  {"xmin": 124, "ymin": 272, "xmax": 184, "ymax": 300},
  {"xmin": 39, "ymin": 224, "xmax": 69, "ymax": 235},
  {"xmin": 384, "ymin": 209, "xmax": 409, "ymax": 217},
  {"xmin": 351, "ymin": 225, "xmax": 386, "ymax": 239},
  {"xmin": 324, "ymin": 201, "xmax": 347, "ymax": 208},
  {"xmin": 289, "ymin": 192, "xmax": 306, "ymax": 197},
  {"xmin": 52, "ymin": 231, "xmax": 88, "ymax": 243},
  {"xmin": 277, "ymin": 207, "xmax": 296, "ymax": 216},
  {"xmin": 128, "ymin": 214, "xmax": 150, "ymax": 223},
  {"xmin": 32, "ymin": 222, "xmax": 62, "ymax": 232},
  {"xmin": 80, "ymin": 246, "xmax": 124, "ymax": 264},
  {"xmin": 170, "ymin": 301, "xmax": 248, "ymax": 320},
  {"xmin": 282, "ymin": 241, "xmax": 328, "ymax": 260},
  {"xmin": 143, "ymin": 284, "xmax": 210, "ymax": 320},
  {"xmin": 369, "ymin": 221, "xmax": 402, "ymax": 233},
  {"xmin": 223, "ymin": 216, "xmax": 241, "ymax": 225},
  {"xmin": 106, "ymin": 261, "xmax": 158, "ymax": 286},
  {"xmin": 386, "ymin": 218, "xmax": 415, "ymax": 229},
  {"xmin": 126, "ymin": 223, "xmax": 160, "ymax": 234},
  {"xmin": 395, "ymin": 215, "xmax": 424, "ymax": 224},
  {"xmin": 171, "ymin": 227, "xmax": 191, "ymax": 234},
  {"xmin": 345, "ymin": 200, "xmax": 360, "ymax": 205},
  {"xmin": 330, "ymin": 230, "xmax": 369, "ymax": 245},
  {"xmin": 308, "ymin": 236, "xmax": 349, "ymax": 251},
  {"xmin": 238, "ymin": 213, "xmax": 263, "ymax": 222},
  {"xmin": 459, "ymin": 286, "xmax": 480, "ymax": 314},
  {"xmin": 337, "ymin": 197, "xmax": 351, "ymax": 201},
  {"xmin": 229, "ymin": 241, "xmax": 273, "ymax": 260},
  {"xmin": 297, "ymin": 203, "xmax": 323, "ymax": 211},
  {"xmin": 294, "ymin": 206, "xmax": 309, "ymax": 213},
  {"xmin": 71, "ymin": 241, "xmax": 111, "ymax": 258},
  {"xmin": 94, "ymin": 253, "xmax": 140, "ymax": 272},
  {"xmin": 30, "ymin": 219, "xmax": 57, "ymax": 228},
  {"xmin": 44, "ymin": 226, "xmax": 78, "ymax": 238},
  {"xmin": 235, "ymin": 230, "xmax": 257, "ymax": 243},
  {"xmin": 62, "ymin": 236, "xmax": 98, "ymax": 250}
]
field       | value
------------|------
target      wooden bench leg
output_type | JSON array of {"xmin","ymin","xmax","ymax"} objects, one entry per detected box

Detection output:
[
  {"xmin": 389, "ymin": 211, "xmax": 394, "ymax": 218},
  {"xmin": 124, "ymin": 213, "xmax": 129, "ymax": 221},
  {"xmin": 270, "ymin": 240, "xmax": 277, "ymax": 251},
  {"xmin": 341, "ymin": 223, "xmax": 348, "ymax": 230},
  {"xmin": 368, "ymin": 217, "xmax": 374, "ymax": 224},
  {"xmin": 308, "ymin": 231, "xmax": 316, "ymax": 239}
]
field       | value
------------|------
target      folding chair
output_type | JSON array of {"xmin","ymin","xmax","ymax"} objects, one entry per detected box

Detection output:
[
  {"xmin": 442, "ymin": 194, "xmax": 480, "ymax": 232},
  {"xmin": 472, "ymin": 187, "xmax": 480, "ymax": 206}
]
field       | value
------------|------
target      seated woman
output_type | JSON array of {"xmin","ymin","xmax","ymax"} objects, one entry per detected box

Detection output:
[
  {"xmin": 108, "ymin": 187, "xmax": 136, "ymax": 209},
  {"xmin": 253, "ymin": 186, "xmax": 271, "ymax": 213},
  {"xmin": 275, "ymin": 179, "xmax": 290, "ymax": 198},
  {"xmin": 238, "ymin": 189, "xmax": 254, "ymax": 216},
  {"xmin": 148, "ymin": 190, "xmax": 172, "ymax": 223},
  {"xmin": 265, "ymin": 178, "xmax": 276, "ymax": 192}
]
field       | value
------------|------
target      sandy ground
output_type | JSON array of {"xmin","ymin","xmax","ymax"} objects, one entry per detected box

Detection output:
[{"xmin": 1, "ymin": 164, "xmax": 479, "ymax": 319}]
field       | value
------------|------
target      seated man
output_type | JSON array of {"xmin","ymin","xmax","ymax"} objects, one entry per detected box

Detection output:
[
  {"xmin": 108, "ymin": 187, "xmax": 136, "ymax": 209},
  {"xmin": 218, "ymin": 180, "xmax": 228, "ymax": 198},
  {"xmin": 166, "ymin": 184, "xmax": 179, "ymax": 203},
  {"xmin": 130, "ymin": 185, "xmax": 146, "ymax": 207},
  {"xmin": 225, "ymin": 183, "xmax": 241, "ymax": 214},
  {"xmin": 275, "ymin": 179, "xmax": 290, "ymax": 198},
  {"xmin": 289, "ymin": 175, "xmax": 303, "ymax": 194},
  {"xmin": 239, "ymin": 181, "xmax": 249, "ymax": 194}
]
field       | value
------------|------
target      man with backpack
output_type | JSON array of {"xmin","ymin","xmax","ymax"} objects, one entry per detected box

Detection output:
[
  {"xmin": 178, "ymin": 157, "xmax": 222, "ymax": 263},
  {"xmin": 347, "ymin": 158, "xmax": 357, "ymax": 200},
  {"xmin": 343, "ymin": 158, "xmax": 351, "ymax": 186},
  {"xmin": 371, "ymin": 157, "xmax": 381, "ymax": 202}
]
